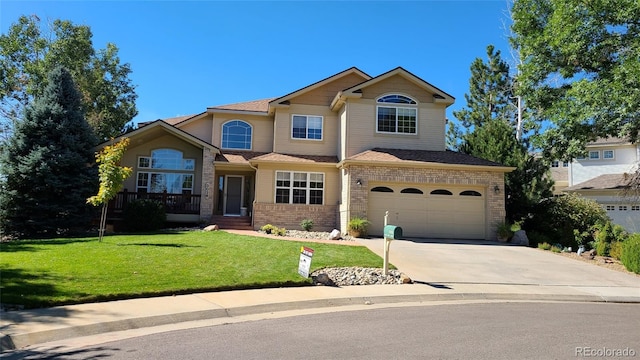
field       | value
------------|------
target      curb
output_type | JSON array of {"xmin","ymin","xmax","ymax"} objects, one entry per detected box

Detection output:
[{"xmin": 3, "ymin": 292, "xmax": 638, "ymax": 351}]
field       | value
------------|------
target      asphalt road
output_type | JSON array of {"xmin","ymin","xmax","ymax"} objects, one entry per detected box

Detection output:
[{"xmin": 5, "ymin": 302, "xmax": 640, "ymax": 359}]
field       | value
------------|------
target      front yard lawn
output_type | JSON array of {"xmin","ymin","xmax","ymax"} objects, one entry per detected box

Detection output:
[{"xmin": 0, "ymin": 231, "xmax": 384, "ymax": 309}]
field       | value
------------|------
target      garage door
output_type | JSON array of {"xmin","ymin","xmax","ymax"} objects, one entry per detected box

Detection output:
[{"xmin": 368, "ymin": 185, "xmax": 485, "ymax": 239}]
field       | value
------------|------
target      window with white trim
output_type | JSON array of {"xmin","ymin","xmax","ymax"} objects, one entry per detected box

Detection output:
[
  {"xmin": 563, "ymin": 161, "xmax": 569, "ymax": 167},
  {"xmin": 551, "ymin": 160, "xmax": 559, "ymax": 168},
  {"xmin": 275, "ymin": 171, "xmax": 324, "ymax": 205},
  {"xmin": 292, "ymin": 115, "xmax": 323, "ymax": 140},
  {"xmin": 603, "ymin": 150, "xmax": 615, "ymax": 159},
  {"xmin": 136, "ymin": 149, "xmax": 195, "ymax": 194},
  {"xmin": 589, "ymin": 151, "xmax": 600, "ymax": 160},
  {"xmin": 376, "ymin": 94, "xmax": 417, "ymax": 134},
  {"xmin": 222, "ymin": 120, "xmax": 252, "ymax": 150}
]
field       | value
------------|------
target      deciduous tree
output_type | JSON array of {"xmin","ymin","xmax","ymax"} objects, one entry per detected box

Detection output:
[
  {"xmin": 0, "ymin": 15, "xmax": 138, "ymax": 142},
  {"xmin": 510, "ymin": 0, "xmax": 640, "ymax": 159}
]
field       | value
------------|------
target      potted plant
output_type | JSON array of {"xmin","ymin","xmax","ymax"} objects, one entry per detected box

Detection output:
[
  {"xmin": 348, "ymin": 216, "xmax": 370, "ymax": 238},
  {"xmin": 496, "ymin": 221, "xmax": 513, "ymax": 242}
]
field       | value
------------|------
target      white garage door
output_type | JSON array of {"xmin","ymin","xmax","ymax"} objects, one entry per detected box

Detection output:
[{"xmin": 368, "ymin": 185, "xmax": 486, "ymax": 239}]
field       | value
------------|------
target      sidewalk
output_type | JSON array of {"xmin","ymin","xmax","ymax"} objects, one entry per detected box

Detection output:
[{"xmin": 2, "ymin": 234, "xmax": 640, "ymax": 351}]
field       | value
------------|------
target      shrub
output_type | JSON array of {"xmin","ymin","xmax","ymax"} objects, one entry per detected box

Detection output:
[
  {"xmin": 276, "ymin": 227, "xmax": 287, "ymax": 236},
  {"xmin": 595, "ymin": 240, "xmax": 610, "ymax": 257},
  {"xmin": 523, "ymin": 194, "xmax": 609, "ymax": 249},
  {"xmin": 550, "ymin": 245, "xmax": 562, "ymax": 253},
  {"xmin": 538, "ymin": 242, "xmax": 552, "ymax": 250},
  {"xmin": 496, "ymin": 221, "xmax": 513, "ymax": 240},
  {"xmin": 610, "ymin": 241, "xmax": 624, "ymax": 260},
  {"xmin": 529, "ymin": 231, "xmax": 552, "ymax": 248},
  {"xmin": 592, "ymin": 221, "xmax": 629, "ymax": 257},
  {"xmin": 348, "ymin": 216, "xmax": 370, "ymax": 237},
  {"xmin": 123, "ymin": 199, "xmax": 166, "ymax": 232},
  {"xmin": 260, "ymin": 224, "xmax": 277, "ymax": 234},
  {"xmin": 621, "ymin": 234, "xmax": 640, "ymax": 274},
  {"xmin": 300, "ymin": 219, "xmax": 314, "ymax": 232}
]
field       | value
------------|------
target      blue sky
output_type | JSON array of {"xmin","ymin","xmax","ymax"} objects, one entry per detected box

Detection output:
[{"xmin": 1, "ymin": 1, "xmax": 513, "ymax": 127}]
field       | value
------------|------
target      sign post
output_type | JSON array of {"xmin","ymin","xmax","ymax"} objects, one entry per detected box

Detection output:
[{"xmin": 298, "ymin": 246, "xmax": 314, "ymax": 278}]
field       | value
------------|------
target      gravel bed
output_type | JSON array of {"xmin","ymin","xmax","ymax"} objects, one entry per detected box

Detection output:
[
  {"xmin": 310, "ymin": 267, "xmax": 411, "ymax": 286},
  {"xmin": 284, "ymin": 229, "xmax": 355, "ymax": 241}
]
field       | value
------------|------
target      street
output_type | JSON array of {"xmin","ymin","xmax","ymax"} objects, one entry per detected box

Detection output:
[{"xmin": 5, "ymin": 302, "xmax": 639, "ymax": 359}]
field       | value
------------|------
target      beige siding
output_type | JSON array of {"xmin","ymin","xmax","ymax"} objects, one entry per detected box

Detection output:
[
  {"xmin": 272, "ymin": 104, "xmax": 338, "ymax": 156},
  {"xmin": 254, "ymin": 163, "xmax": 340, "ymax": 205},
  {"xmin": 253, "ymin": 163, "xmax": 341, "ymax": 231},
  {"xmin": 288, "ymin": 72, "xmax": 368, "ymax": 106},
  {"xmin": 212, "ymin": 114, "xmax": 273, "ymax": 152},
  {"xmin": 178, "ymin": 115, "xmax": 213, "ymax": 144},
  {"xmin": 360, "ymin": 74, "xmax": 435, "ymax": 103},
  {"xmin": 120, "ymin": 134, "xmax": 204, "ymax": 195},
  {"xmin": 344, "ymin": 100, "xmax": 446, "ymax": 157}
]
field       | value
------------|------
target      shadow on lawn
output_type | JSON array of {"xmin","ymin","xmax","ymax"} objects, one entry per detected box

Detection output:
[
  {"xmin": 0, "ymin": 268, "xmax": 83, "ymax": 312},
  {"xmin": 116, "ymin": 243, "xmax": 202, "ymax": 248},
  {"xmin": 0, "ymin": 238, "xmax": 94, "ymax": 253}
]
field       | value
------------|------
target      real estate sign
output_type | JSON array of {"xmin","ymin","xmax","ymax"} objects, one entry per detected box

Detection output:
[{"xmin": 298, "ymin": 246, "xmax": 314, "ymax": 278}]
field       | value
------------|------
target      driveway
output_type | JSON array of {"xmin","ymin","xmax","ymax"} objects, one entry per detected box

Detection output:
[{"xmin": 356, "ymin": 237, "xmax": 640, "ymax": 289}]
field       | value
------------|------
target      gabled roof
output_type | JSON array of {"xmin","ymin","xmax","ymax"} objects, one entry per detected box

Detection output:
[
  {"xmin": 207, "ymin": 98, "xmax": 275, "ymax": 115},
  {"xmin": 335, "ymin": 67, "xmax": 455, "ymax": 108},
  {"xmin": 564, "ymin": 173, "xmax": 632, "ymax": 191},
  {"xmin": 101, "ymin": 120, "xmax": 218, "ymax": 152},
  {"xmin": 268, "ymin": 67, "xmax": 371, "ymax": 112},
  {"xmin": 341, "ymin": 148, "xmax": 513, "ymax": 172},
  {"xmin": 138, "ymin": 113, "xmax": 201, "ymax": 127},
  {"xmin": 214, "ymin": 151, "xmax": 270, "ymax": 165}
]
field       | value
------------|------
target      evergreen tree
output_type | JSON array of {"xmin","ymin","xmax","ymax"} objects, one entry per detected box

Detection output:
[
  {"xmin": 460, "ymin": 120, "xmax": 553, "ymax": 223},
  {"xmin": 0, "ymin": 66, "xmax": 98, "ymax": 238},
  {"xmin": 454, "ymin": 45, "xmax": 554, "ymax": 223}
]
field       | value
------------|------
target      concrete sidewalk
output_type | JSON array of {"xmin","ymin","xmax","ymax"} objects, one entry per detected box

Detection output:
[{"xmin": 2, "ymin": 236, "xmax": 640, "ymax": 352}]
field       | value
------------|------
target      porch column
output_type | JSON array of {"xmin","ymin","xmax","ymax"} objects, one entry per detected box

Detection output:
[{"xmin": 200, "ymin": 148, "xmax": 215, "ymax": 223}]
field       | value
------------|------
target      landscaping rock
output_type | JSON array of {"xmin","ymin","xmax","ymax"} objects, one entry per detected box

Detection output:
[
  {"xmin": 511, "ymin": 230, "xmax": 529, "ymax": 246},
  {"xmin": 203, "ymin": 224, "xmax": 219, "ymax": 231},
  {"xmin": 328, "ymin": 229, "xmax": 341, "ymax": 240},
  {"xmin": 310, "ymin": 267, "xmax": 409, "ymax": 286}
]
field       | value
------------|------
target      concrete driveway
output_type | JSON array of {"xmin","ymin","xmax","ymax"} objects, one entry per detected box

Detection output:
[{"xmin": 356, "ymin": 237, "xmax": 640, "ymax": 289}]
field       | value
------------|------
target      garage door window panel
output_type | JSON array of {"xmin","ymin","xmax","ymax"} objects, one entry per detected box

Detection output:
[
  {"xmin": 371, "ymin": 186, "xmax": 394, "ymax": 193},
  {"xmin": 401, "ymin": 188, "xmax": 423, "ymax": 194},
  {"xmin": 460, "ymin": 190, "xmax": 482, "ymax": 196},
  {"xmin": 431, "ymin": 189, "xmax": 453, "ymax": 195}
]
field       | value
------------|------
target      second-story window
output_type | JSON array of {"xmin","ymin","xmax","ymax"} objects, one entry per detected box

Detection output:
[
  {"xmin": 222, "ymin": 120, "xmax": 252, "ymax": 150},
  {"xmin": 376, "ymin": 94, "xmax": 417, "ymax": 134},
  {"xmin": 292, "ymin": 115, "xmax": 323, "ymax": 140}
]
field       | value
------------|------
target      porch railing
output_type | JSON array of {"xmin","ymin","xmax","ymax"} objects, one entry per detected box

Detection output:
[{"xmin": 108, "ymin": 191, "xmax": 201, "ymax": 216}]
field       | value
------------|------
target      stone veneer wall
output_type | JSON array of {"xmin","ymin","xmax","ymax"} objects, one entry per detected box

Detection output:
[
  {"xmin": 253, "ymin": 203, "xmax": 338, "ymax": 232},
  {"xmin": 346, "ymin": 165, "xmax": 507, "ymax": 240},
  {"xmin": 199, "ymin": 148, "xmax": 215, "ymax": 223}
]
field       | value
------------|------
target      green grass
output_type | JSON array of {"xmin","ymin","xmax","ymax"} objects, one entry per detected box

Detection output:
[{"xmin": 0, "ymin": 231, "xmax": 385, "ymax": 309}]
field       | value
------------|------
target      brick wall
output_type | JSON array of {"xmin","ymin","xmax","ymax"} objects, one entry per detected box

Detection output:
[
  {"xmin": 346, "ymin": 165, "xmax": 507, "ymax": 240},
  {"xmin": 253, "ymin": 203, "xmax": 338, "ymax": 232}
]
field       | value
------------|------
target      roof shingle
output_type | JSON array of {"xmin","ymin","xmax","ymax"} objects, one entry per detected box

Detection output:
[
  {"xmin": 208, "ymin": 98, "xmax": 274, "ymax": 113},
  {"xmin": 564, "ymin": 173, "xmax": 632, "ymax": 191},
  {"xmin": 347, "ymin": 148, "xmax": 506, "ymax": 167}
]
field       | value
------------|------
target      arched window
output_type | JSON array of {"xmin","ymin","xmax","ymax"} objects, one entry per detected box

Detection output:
[
  {"xmin": 376, "ymin": 94, "xmax": 417, "ymax": 134},
  {"xmin": 222, "ymin": 120, "xmax": 252, "ymax": 150},
  {"xmin": 371, "ymin": 186, "xmax": 394, "ymax": 193},
  {"xmin": 430, "ymin": 189, "xmax": 453, "ymax": 195},
  {"xmin": 460, "ymin": 190, "xmax": 482, "ymax": 197},
  {"xmin": 401, "ymin": 188, "xmax": 423, "ymax": 194}
]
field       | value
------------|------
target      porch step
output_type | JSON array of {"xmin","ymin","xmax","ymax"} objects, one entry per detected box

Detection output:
[{"xmin": 210, "ymin": 215, "xmax": 253, "ymax": 230}]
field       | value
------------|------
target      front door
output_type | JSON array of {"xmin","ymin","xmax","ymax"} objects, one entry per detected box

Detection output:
[{"xmin": 224, "ymin": 175, "xmax": 243, "ymax": 216}]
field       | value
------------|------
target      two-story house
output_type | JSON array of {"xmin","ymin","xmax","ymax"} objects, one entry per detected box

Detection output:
[
  {"xmin": 563, "ymin": 137, "xmax": 640, "ymax": 232},
  {"xmin": 104, "ymin": 67, "xmax": 512, "ymax": 240}
]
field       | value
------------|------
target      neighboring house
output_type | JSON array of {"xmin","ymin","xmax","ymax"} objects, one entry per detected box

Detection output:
[
  {"xmin": 104, "ymin": 67, "xmax": 513, "ymax": 240},
  {"xmin": 563, "ymin": 137, "xmax": 640, "ymax": 233},
  {"xmin": 549, "ymin": 159, "xmax": 569, "ymax": 195}
]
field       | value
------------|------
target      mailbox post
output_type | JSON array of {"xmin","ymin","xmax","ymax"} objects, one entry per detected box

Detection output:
[{"xmin": 382, "ymin": 211, "xmax": 403, "ymax": 275}]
